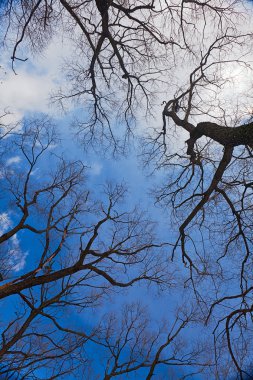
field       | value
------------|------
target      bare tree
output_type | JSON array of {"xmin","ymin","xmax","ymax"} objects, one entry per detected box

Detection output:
[
  {"xmin": 143, "ymin": 29, "xmax": 253, "ymax": 379},
  {"xmin": 0, "ymin": 0, "xmax": 244, "ymax": 149},
  {"xmin": 0, "ymin": 117, "xmax": 204, "ymax": 378},
  {"xmin": 1, "ymin": 1, "xmax": 253, "ymax": 378},
  {"xmin": 92, "ymin": 303, "xmax": 211, "ymax": 380}
]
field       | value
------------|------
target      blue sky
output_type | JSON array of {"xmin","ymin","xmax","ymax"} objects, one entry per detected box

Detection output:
[
  {"xmin": 0, "ymin": 68, "xmax": 205, "ymax": 378},
  {"xmin": 1, "ymin": 6, "xmax": 253, "ymax": 378}
]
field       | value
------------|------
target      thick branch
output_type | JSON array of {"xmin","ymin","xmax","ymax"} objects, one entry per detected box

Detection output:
[
  {"xmin": 186, "ymin": 121, "xmax": 253, "ymax": 160},
  {"xmin": 178, "ymin": 145, "xmax": 233, "ymax": 266},
  {"xmin": 163, "ymin": 101, "xmax": 195, "ymax": 134}
]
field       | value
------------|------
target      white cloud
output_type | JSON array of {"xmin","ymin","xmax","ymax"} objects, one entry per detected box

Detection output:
[
  {"xmin": 0, "ymin": 110, "xmax": 23, "ymax": 126},
  {"xmin": 0, "ymin": 212, "xmax": 28, "ymax": 272},
  {"xmin": 0, "ymin": 35, "xmax": 76, "ymax": 122},
  {"xmin": 0, "ymin": 69, "xmax": 57, "ymax": 116},
  {"xmin": 0, "ymin": 212, "xmax": 12, "ymax": 235},
  {"xmin": 8, "ymin": 234, "xmax": 28, "ymax": 272},
  {"xmin": 6, "ymin": 156, "xmax": 21, "ymax": 166}
]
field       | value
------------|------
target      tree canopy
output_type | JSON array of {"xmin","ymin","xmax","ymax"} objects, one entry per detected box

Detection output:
[{"xmin": 1, "ymin": 0, "xmax": 253, "ymax": 379}]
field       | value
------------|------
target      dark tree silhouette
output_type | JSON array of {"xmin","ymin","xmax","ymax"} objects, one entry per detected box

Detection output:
[
  {"xmin": 0, "ymin": 0, "xmax": 241, "ymax": 148},
  {"xmin": 1, "ymin": 1, "xmax": 253, "ymax": 379},
  {"xmin": 0, "ymin": 117, "xmax": 209, "ymax": 379}
]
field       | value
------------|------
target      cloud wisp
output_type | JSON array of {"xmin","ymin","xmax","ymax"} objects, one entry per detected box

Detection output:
[{"xmin": 0, "ymin": 212, "xmax": 28, "ymax": 274}]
